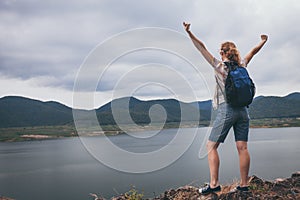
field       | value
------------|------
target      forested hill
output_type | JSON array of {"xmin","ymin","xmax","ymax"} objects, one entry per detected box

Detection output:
[
  {"xmin": 0, "ymin": 96, "xmax": 73, "ymax": 128},
  {"xmin": 249, "ymin": 92, "xmax": 300, "ymax": 119},
  {"xmin": 0, "ymin": 92, "xmax": 299, "ymax": 128}
]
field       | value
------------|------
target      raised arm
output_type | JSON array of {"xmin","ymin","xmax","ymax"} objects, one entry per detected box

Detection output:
[
  {"xmin": 183, "ymin": 22, "xmax": 215, "ymax": 67},
  {"xmin": 244, "ymin": 35, "xmax": 268, "ymax": 65}
]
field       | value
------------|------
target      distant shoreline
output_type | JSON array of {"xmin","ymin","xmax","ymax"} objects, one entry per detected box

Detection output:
[{"xmin": 0, "ymin": 117, "xmax": 299, "ymax": 142}]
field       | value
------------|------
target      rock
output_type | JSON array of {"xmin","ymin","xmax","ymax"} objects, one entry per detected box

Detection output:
[
  {"xmin": 198, "ymin": 193, "xmax": 218, "ymax": 200},
  {"xmin": 111, "ymin": 196, "xmax": 126, "ymax": 200},
  {"xmin": 248, "ymin": 175, "xmax": 264, "ymax": 187},
  {"xmin": 275, "ymin": 178, "xmax": 286, "ymax": 182},
  {"xmin": 93, "ymin": 171, "xmax": 300, "ymax": 200},
  {"xmin": 161, "ymin": 186, "xmax": 202, "ymax": 200},
  {"xmin": 219, "ymin": 189, "xmax": 253, "ymax": 200}
]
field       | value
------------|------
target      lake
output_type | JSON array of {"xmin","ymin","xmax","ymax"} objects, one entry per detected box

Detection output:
[{"xmin": 0, "ymin": 127, "xmax": 299, "ymax": 200}]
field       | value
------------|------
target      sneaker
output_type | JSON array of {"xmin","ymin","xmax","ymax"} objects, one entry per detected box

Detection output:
[
  {"xmin": 199, "ymin": 185, "xmax": 221, "ymax": 195},
  {"xmin": 230, "ymin": 185, "xmax": 249, "ymax": 193},
  {"xmin": 236, "ymin": 186, "xmax": 249, "ymax": 192}
]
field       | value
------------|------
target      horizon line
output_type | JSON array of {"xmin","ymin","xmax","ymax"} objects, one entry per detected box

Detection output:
[{"xmin": 0, "ymin": 91, "xmax": 299, "ymax": 110}]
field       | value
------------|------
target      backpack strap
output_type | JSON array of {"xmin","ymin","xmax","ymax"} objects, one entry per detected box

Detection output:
[
  {"xmin": 215, "ymin": 61, "xmax": 239, "ymax": 105},
  {"xmin": 224, "ymin": 61, "xmax": 238, "ymax": 71}
]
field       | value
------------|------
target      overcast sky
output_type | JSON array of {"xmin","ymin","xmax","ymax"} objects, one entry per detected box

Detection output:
[{"xmin": 0, "ymin": 0, "xmax": 299, "ymax": 109}]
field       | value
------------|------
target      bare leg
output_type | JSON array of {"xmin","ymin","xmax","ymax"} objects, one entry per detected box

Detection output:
[
  {"xmin": 236, "ymin": 141, "xmax": 250, "ymax": 187},
  {"xmin": 206, "ymin": 141, "xmax": 220, "ymax": 188}
]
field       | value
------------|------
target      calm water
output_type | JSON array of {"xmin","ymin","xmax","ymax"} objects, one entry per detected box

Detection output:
[{"xmin": 0, "ymin": 127, "xmax": 299, "ymax": 200}]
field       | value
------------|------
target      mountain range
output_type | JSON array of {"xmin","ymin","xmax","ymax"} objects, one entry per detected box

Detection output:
[{"xmin": 0, "ymin": 92, "xmax": 299, "ymax": 128}]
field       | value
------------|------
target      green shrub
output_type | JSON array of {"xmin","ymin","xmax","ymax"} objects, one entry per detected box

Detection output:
[{"xmin": 124, "ymin": 187, "xmax": 144, "ymax": 200}]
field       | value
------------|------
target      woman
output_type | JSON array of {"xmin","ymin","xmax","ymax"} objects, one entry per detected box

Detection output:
[{"xmin": 183, "ymin": 22, "xmax": 268, "ymax": 194}]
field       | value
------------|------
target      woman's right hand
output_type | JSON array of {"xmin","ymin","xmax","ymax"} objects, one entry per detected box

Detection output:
[{"xmin": 183, "ymin": 22, "xmax": 191, "ymax": 33}]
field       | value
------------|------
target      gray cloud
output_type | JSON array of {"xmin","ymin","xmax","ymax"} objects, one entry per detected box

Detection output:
[{"xmin": 0, "ymin": 0, "xmax": 299, "ymax": 107}]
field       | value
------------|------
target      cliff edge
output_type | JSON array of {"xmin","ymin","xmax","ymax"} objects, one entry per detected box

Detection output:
[
  {"xmin": 111, "ymin": 171, "xmax": 300, "ymax": 200},
  {"xmin": 1, "ymin": 172, "xmax": 299, "ymax": 200}
]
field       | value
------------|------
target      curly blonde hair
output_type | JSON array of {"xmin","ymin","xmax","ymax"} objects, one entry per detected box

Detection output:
[{"xmin": 220, "ymin": 42, "xmax": 241, "ymax": 64}]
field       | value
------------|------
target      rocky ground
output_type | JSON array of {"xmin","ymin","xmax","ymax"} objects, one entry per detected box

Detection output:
[
  {"xmin": 1, "ymin": 172, "xmax": 299, "ymax": 200},
  {"xmin": 111, "ymin": 171, "xmax": 300, "ymax": 200}
]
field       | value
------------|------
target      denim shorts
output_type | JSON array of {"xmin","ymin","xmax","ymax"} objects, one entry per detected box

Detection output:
[{"xmin": 209, "ymin": 103, "xmax": 250, "ymax": 143}]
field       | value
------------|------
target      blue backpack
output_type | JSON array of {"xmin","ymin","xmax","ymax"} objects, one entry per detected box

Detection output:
[{"xmin": 224, "ymin": 61, "xmax": 256, "ymax": 107}]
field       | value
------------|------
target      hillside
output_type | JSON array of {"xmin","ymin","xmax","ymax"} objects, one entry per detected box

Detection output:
[
  {"xmin": 96, "ymin": 97, "xmax": 203, "ymax": 126},
  {"xmin": 249, "ymin": 93, "xmax": 300, "ymax": 119},
  {"xmin": 0, "ymin": 92, "xmax": 299, "ymax": 128},
  {"xmin": 0, "ymin": 96, "xmax": 73, "ymax": 128}
]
